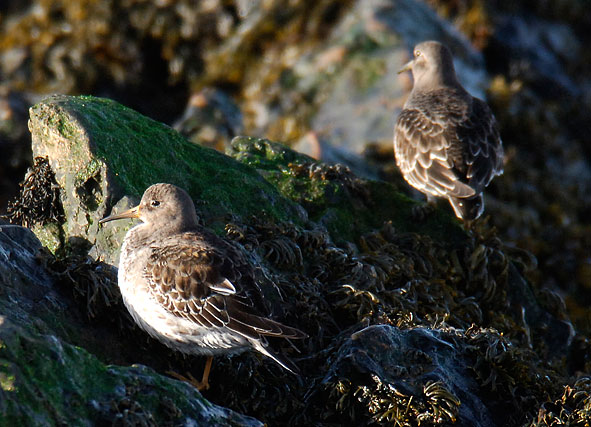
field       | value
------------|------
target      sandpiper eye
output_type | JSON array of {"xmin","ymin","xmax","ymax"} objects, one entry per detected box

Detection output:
[
  {"xmin": 414, "ymin": 50, "xmax": 421, "ymax": 57},
  {"xmin": 151, "ymin": 200, "xmax": 160, "ymax": 207}
]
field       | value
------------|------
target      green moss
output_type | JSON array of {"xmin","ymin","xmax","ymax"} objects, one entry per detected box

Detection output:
[
  {"xmin": 31, "ymin": 96, "xmax": 303, "ymax": 228},
  {"xmin": 75, "ymin": 158, "xmax": 102, "ymax": 186},
  {"xmin": 0, "ymin": 318, "xmax": 255, "ymax": 425},
  {"xmin": 229, "ymin": 137, "xmax": 465, "ymax": 244},
  {"xmin": 29, "ymin": 96, "xmax": 464, "ymax": 248},
  {"xmin": 31, "ymin": 223, "xmax": 62, "ymax": 254},
  {"xmin": 46, "ymin": 112, "xmax": 78, "ymax": 141},
  {"xmin": 0, "ymin": 326, "xmax": 112, "ymax": 423},
  {"xmin": 229, "ymin": 136, "xmax": 315, "ymax": 171},
  {"xmin": 363, "ymin": 180, "xmax": 466, "ymax": 245}
]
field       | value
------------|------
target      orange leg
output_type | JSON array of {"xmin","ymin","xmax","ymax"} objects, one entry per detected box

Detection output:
[
  {"xmin": 167, "ymin": 356, "xmax": 214, "ymax": 391},
  {"xmin": 199, "ymin": 356, "xmax": 213, "ymax": 391}
]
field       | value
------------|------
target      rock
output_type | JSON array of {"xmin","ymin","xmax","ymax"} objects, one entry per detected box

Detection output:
[
  {"xmin": 0, "ymin": 1, "xmax": 589, "ymax": 424},
  {"xmin": 4, "ymin": 94, "xmax": 585, "ymax": 425},
  {"xmin": 27, "ymin": 95, "xmax": 302, "ymax": 262},
  {"xmin": 228, "ymin": 135, "xmax": 463, "ymax": 244},
  {"xmin": 322, "ymin": 325, "xmax": 495, "ymax": 426},
  {"xmin": 0, "ymin": 222, "xmax": 262, "ymax": 426},
  {"xmin": 174, "ymin": 88, "xmax": 244, "ymax": 152},
  {"xmin": 292, "ymin": 132, "xmax": 380, "ymax": 180},
  {"xmin": 0, "ymin": 223, "xmax": 54, "ymax": 312},
  {"xmin": 0, "ymin": 317, "xmax": 262, "ymax": 426}
]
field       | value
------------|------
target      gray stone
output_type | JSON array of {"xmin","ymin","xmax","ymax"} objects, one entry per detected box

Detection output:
[
  {"xmin": 0, "ymin": 223, "xmax": 262, "ymax": 426},
  {"xmin": 323, "ymin": 325, "xmax": 495, "ymax": 426}
]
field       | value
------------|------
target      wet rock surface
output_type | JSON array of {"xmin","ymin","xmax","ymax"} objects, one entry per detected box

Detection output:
[{"xmin": 322, "ymin": 325, "xmax": 492, "ymax": 426}]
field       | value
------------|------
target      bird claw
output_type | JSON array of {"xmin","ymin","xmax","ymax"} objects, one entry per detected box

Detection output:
[{"xmin": 167, "ymin": 369, "xmax": 210, "ymax": 391}]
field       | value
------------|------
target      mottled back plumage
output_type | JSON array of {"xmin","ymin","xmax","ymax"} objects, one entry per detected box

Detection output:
[
  {"xmin": 144, "ymin": 229, "xmax": 302, "ymax": 344},
  {"xmin": 394, "ymin": 41, "xmax": 503, "ymax": 220}
]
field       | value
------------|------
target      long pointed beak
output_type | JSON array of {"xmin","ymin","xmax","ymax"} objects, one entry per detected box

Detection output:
[
  {"xmin": 397, "ymin": 60, "xmax": 413, "ymax": 74},
  {"xmin": 99, "ymin": 205, "xmax": 140, "ymax": 224}
]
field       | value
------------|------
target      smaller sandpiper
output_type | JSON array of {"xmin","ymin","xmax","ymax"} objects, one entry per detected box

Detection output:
[
  {"xmin": 394, "ymin": 40, "xmax": 504, "ymax": 223},
  {"xmin": 100, "ymin": 183, "xmax": 306, "ymax": 390}
]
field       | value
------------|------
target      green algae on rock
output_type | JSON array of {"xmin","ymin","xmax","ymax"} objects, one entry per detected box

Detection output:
[
  {"xmin": 0, "ymin": 318, "xmax": 262, "ymax": 426},
  {"xmin": 0, "ymin": 221, "xmax": 262, "ymax": 426},
  {"xmin": 27, "ymin": 95, "xmax": 303, "ymax": 261},
  {"xmin": 229, "ymin": 136, "xmax": 465, "ymax": 244}
]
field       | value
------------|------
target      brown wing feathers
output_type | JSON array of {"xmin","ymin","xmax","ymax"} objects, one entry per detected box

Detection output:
[
  {"xmin": 144, "ymin": 233, "xmax": 305, "ymax": 340},
  {"xmin": 395, "ymin": 108, "xmax": 476, "ymax": 198},
  {"xmin": 395, "ymin": 92, "xmax": 502, "ymax": 202},
  {"xmin": 459, "ymin": 98, "xmax": 504, "ymax": 190}
]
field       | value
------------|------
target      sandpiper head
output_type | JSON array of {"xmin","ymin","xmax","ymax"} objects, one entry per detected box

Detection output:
[
  {"xmin": 99, "ymin": 183, "xmax": 199, "ymax": 228},
  {"xmin": 398, "ymin": 40, "xmax": 457, "ymax": 88}
]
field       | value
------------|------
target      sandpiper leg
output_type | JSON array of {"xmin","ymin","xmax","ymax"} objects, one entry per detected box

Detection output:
[
  {"xmin": 199, "ymin": 356, "xmax": 213, "ymax": 391},
  {"xmin": 167, "ymin": 356, "xmax": 213, "ymax": 391}
]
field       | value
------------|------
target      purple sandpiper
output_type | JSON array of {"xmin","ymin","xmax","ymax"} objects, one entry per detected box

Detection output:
[
  {"xmin": 394, "ymin": 40, "xmax": 504, "ymax": 222},
  {"xmin": 100, "ymin": 183, "xmax": 306, "ymax": 390}
]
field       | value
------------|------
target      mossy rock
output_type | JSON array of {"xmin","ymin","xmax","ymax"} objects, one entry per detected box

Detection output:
[
  {"xmin": 28, "ymin": 95, "xmax": 304, "ymax": 262},
  {"xmin": 13, "ymin": 94, "xmax": 581, "ymax": 426},
  {"xmin": 27, "ymin": 95, "xmax": 463, "ymax": 262},
  {"xmin": 0, "ymin": 221, "xmax": 261, "ymax": 426},
  {"xmin": 228, "ymin": 136, "xmax": 465, "ymax": 244},
  {"xmin": 0, "ymin": 316, "xmax": 262, "ymax": 426}
]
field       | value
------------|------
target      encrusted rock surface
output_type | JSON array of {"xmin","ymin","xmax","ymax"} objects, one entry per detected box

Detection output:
[{"xmin": 1, "ymin": 1, "xmax": 591, "ymax": 425}]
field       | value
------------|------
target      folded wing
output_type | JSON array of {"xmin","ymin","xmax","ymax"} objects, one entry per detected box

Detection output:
[{"xmin": 144, "ymin": 233, "xmax": 305, "ymax": 341}]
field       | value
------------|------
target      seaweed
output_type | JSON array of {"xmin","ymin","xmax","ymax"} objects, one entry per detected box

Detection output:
[{"xmin": 4, "ymin": 157, "xmax": 64, "ymax": 228}]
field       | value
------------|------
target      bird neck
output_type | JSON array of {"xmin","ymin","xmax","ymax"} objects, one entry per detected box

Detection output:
[
  {"xmin": 413, "ymin": 70, "xmax": 462, "ymax": 93},
  {"xmin": 127, "ymin": 220, "xmax": 191, "ymax": 247}
]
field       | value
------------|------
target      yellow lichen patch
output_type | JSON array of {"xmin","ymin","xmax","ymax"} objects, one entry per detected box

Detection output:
[{"xmin": 0, "ymin": 371, "xmax": 15, "ymax": 392}]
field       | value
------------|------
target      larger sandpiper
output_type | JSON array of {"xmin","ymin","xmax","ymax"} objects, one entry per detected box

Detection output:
[
  {"xmin": 100, "ymin": 183, "xmax": 306, "ymax": 390},
  {"xmin": 394, "ymin": 40, "xmax": 504, "ymax": 222}
]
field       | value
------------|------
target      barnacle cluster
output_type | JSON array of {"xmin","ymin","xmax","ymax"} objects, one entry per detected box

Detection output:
[{"xmin": 4, "ymin": 156, "xmax": 64, "ymax": 227}]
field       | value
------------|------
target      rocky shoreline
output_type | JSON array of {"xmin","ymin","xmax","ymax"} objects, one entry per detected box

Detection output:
[
  {"xmin": 1, "ymin": 0, "xmax": 591, "ymax": 425},
  {"xmin": 0, "ymin": 94, "xmax": 587, "ymax": 425}
]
